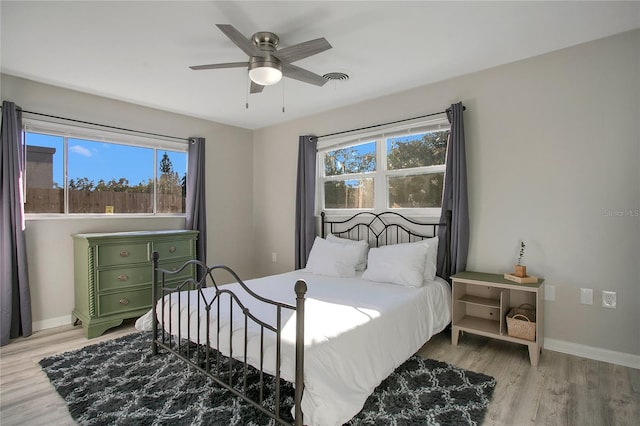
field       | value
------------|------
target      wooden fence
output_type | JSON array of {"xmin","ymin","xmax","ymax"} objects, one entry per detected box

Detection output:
[{"xmin": 25, "ymin": 188, "xmax": 185, "ymax": 214}]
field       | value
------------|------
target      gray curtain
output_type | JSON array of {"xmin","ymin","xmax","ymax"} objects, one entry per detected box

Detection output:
[
  {"xmin": 437, "ymin": 102, "xmax": 469, "ymax": 279},
  {"xmin": 185, "ymin": 137, "xmax": 207, "ymax": 267},
  {"xmin": 295, "ymin": 135, "xmax": 317, "ymax": 269},
  {"xmin": 1, "ymin": 101, "xmax": 32, "ymax": 346}
]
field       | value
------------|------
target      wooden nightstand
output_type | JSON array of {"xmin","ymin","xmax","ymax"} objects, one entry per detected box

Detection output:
[{"xmin": 451, "ymin": 271, "xmax": 544, "ymax": 366}]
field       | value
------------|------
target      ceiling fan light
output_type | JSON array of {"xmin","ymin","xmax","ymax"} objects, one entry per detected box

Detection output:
[
  {"xmin": 249, "ymin": 56, "xmax": 283, "ymax": 86},
  {"xmin": 249, "ymin": 66, "xmax": 282, "ymax": 86}
]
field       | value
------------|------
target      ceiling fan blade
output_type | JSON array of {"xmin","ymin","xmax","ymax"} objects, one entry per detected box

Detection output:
[
  {"xmin": 282, "ymin": 63, "xmax": 328, "ymax": 87},
  {"xmin": 216, "ymin": 24, "xmax": 259, "ymax": 57},
  {"xmin": 250, "ymin": 81, "xmax": 265, "ymax": 94},
  {"xmin": 274, "ymin": 38, "xmax": 332, "ymax": 63},
  {"xmin": 190, "ymin": 62, "xmax": 248, "ymax": 70}
]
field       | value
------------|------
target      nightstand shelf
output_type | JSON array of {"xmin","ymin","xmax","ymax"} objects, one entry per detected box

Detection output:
[
  {"xmin": 457, "ymin": 294, "xmax": 500, "ymax": 309},
  {"xmin": 456, "ymin": 315, "xmax": 501, "ymax": 335},
  {"xmin": 451, "ymin": 271, "xmax": 544, "ymax": 366}
]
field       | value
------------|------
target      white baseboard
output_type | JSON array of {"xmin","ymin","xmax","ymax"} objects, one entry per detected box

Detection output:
[
  {"xmin": 32, "ymin": 315, "xmax": 73, "ymax": 332},
  {"xmin": 544, "ymin": 337, "xmax": 640, "ymax": 370}
]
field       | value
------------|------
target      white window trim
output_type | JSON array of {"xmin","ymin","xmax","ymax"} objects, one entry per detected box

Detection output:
[
  {"xmin": 317, "ymin": 116, "xmax": 450, "ymax": 217},
  {"xmin": 23, "ymin": 119, "xmax": 188, "ymax": 150},
  {"xmin": 23, "ymin": 119, "xmax": 188, "ymax": 218}
]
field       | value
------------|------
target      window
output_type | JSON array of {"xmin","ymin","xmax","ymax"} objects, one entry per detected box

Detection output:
[
  {"xmin": 23, "ymin": 120, "xmax": 188, "ymax": 215},
  {"xmin": 323, "ymin": 141, "xmax": 376, "ymax": 209},
  {"xmin": 318, "ymin": 118, "xmax": 450, "ymax": 214}
]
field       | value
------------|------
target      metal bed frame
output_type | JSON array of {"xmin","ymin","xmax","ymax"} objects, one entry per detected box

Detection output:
[
  {"xmin": 150, "ymin": 211, "xmax": 449, "ymax": 425},
  {"xmin": 321, "ymin": 211, "xmax": 451, "ymax": 279}
]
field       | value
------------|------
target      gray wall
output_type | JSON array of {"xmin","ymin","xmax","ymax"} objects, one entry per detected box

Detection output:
[
  {"xmin": 1, "ymin": 74, "xmax": 255, "ymax": 329},
  {"xmin": 252, "ymin": 30, "xmax": 640, "ymax": 357}
]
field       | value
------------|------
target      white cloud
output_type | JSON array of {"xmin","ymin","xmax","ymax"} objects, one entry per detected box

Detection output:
[{"xmin": 70, "ymin": 145, "xmax": 92, "ymax": 157}]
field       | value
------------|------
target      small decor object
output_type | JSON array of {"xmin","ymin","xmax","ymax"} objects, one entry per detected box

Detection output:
[
  {"xmin": 514, "ymin": 241, "xmax": 526, "ymax": 277},
  {"xmin": 504, "ymin": 241, "xmax": 538, "ymax": 283},
  {"xmin": 504, "ymin": 273, "xmax": 539, "ymax": 284},
  {"xmin": 506, "ymin": 304, "xmax": 536, "ymax": 341}
]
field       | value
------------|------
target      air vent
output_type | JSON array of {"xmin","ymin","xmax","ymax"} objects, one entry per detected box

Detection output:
[{"xmin": 322, "ymin": 72, "xmax": 350, "ymax": 81}]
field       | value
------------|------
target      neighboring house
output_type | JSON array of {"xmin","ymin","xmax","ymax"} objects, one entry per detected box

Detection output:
[{"xmin": 25, "ymin": 146, "xmax": 56, "ymax": 189}]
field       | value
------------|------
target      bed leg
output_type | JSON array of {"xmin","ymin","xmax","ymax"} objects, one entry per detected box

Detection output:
[
  {"xmin": 294, "ymin": 279, "xmax": 307, "ymax": 426},
  {"xmin": 151, "ymin": 251, "xmax": 159, "ymax": 355}
]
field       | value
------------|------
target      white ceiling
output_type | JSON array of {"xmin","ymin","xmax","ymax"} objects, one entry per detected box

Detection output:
[{"xmin": 2, "ymin": 1, "xmax": 639, "ymax": 130}]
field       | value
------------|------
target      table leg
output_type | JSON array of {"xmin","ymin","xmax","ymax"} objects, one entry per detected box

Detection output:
[
  {"xmin": 528, "ymin": 343, "xmax": 540, "ymax": 366},
  {"xmin": 452, "ymin": 326, "xmax": 460, "ymax": 345}
]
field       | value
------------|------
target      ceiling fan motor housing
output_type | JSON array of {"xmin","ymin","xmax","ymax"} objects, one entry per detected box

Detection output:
[{"xmin": 252, "ymin": 32, "xmax": 279, "ymax": 52}]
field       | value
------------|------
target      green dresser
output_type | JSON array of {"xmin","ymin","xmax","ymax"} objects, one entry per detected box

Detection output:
[{"xmin": 72, "ymin": 230, "xmax": 198, "ymax": 338}]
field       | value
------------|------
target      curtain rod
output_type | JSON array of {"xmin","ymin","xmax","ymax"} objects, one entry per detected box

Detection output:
[
  {"xmin": 316, "ymin": 105, "xmax": 465, "ymax": 139},
  {"xmin": 0, "ymin": 105, "xmax": 190, "ymax": 142}
]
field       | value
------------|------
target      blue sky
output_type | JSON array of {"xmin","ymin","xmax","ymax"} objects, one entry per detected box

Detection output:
[{"xmin": 26, "ymin": 132, "xmax": 186, "ymax": 187}]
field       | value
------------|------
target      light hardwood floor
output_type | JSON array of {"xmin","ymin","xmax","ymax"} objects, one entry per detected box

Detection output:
[{"xmin": 1, "ymin": 322, "xmax": 639, "ymax": 425}]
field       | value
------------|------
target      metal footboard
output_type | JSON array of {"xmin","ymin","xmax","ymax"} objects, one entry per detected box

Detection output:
[{"xmin": 151, "ymin": 251, "xmax": 306, "ymax": 426}]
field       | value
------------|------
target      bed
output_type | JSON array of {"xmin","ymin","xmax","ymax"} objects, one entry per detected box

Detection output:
[{"xmin": 147, "ymin": 211, "xmax": 452, "ymax": 426}]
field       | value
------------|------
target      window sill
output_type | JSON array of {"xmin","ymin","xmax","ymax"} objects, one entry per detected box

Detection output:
[{"xmin": 25, "ymin": 214, "xmax": 186, "ymax": 221}]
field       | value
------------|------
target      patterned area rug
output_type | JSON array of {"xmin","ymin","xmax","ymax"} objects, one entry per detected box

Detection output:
[{"xmin": 39, "ymin": 332, "xmax": 495, "ymax": 425}]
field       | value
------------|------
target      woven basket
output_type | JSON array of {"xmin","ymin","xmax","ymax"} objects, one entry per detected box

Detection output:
[{"xmin": 506, "ymin": 304, "xmax": 536, "ymax": 341}]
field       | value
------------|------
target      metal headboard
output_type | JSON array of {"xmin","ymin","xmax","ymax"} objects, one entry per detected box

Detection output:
[{"xmin": 321, "ymin": 211, "xmax": 452, "ymax": 280}]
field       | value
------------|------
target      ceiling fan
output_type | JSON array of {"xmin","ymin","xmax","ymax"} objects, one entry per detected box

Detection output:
[{"xmin": 190, "ymin": 24, "xmax": 332, "ymax": 94}]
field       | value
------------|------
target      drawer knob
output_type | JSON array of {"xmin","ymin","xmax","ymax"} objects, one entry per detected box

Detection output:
[
  {"xmin": 119, "ymin": 298, "xmax": 129, "ymax": 305},
  {"xmin": 119, "ymin": 250, "xmax": 130, "ymax": 258},
  {"xmin": 117, "ymin": 274, "xmax": 129, "ymax": 282},
  {"xmin": 169, "ymin": 246, "xmax": 177, "ymax": 253}
]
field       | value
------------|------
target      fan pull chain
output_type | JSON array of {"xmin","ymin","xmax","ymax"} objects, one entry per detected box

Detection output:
[
  {"xmin": 246, "ymin": 72, "xmax": 250, "ymax": 109},
  {"xmin": 282, "ymin": 78, "xmax": 285, "ymax": 113}
]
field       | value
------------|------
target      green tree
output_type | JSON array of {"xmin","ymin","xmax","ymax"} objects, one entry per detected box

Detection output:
[
  {"xmin": 386, "ymin": 130, "xmax": 448, "ymax": 208},
  {"xmin": 160, "ymin": 152, "xmax": 173, "ymax": 174},
  {"xmin": 68, "ymin": 177, "xmax": 94, "ymax": 191},
  {"xmin": 131, "ymin": 179, "xmax": 153, "ymax": 193},
  {"xmin": 388, "ymin": 173, "xmax": 444, "ymax": 208},
  {"xmin": 324, "ymin": 146, "xmax": 376, "ymax": 176},
  {"xmin": 324, "ymin": 179, "xmax": 374, "ymax": 209},
  {"xmin": 158, "ymin": 152, "xmax": 181, "ymax": 195},
  {"xmin": 387, "ymin": 130, "xmax": 448, "ymax": 170}
]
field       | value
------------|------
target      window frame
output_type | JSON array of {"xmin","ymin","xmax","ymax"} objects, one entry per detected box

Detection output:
[
  {"xmin": 23, "ymin": 119, "xmax": 189, "ymax": 218},
  {"xmin": 317, "ymin": 117, "xmax": 450, "ymax": 217}
]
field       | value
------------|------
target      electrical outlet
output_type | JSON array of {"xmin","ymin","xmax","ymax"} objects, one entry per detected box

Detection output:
[
  {"xmin": 544, "ymin": 284, "xmax": 555, "ymax": 301},
  {"xmin": 580, "ymin": 288, "xmax": 593, "ymax": 305},
  {"xmin": 602, "ymin": 291, "xmax": 617, "ymax": 309}
]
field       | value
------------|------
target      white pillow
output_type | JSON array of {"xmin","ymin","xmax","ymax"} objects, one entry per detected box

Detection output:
[
  {"xmin": 326, "ymin": 234, "xmax": 369, "ymax": 271},
  {"xmin": 305, "ymin": 237, "xmax": 362, "ymax": 277},
  {"xmin": 362, "ymin": 242, "xmax": 429, "ymax": 287},
  {"xmin": 410, "ymin": 237, "xmax": 439, "ymax": 281}
]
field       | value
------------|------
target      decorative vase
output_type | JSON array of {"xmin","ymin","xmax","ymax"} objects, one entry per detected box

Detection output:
[{"xmin": 514, "ymin": 265, "xmax": 527, "ymax": 278}]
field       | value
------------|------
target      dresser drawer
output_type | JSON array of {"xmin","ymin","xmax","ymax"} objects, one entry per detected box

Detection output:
[
  {"xmin": 153, "ymin": 238, "xmax": 194, "ymax": 261},
  {"xmin": 98, "ymin": 288, "xmax": 151, "ymax": 316},
  {"xmin": 97, "ymin": 265, "xmax": 151, "ymax": 292},
  {"xmin": 96, "ymin": 242, "xmax": 149, "ymax": 267}
]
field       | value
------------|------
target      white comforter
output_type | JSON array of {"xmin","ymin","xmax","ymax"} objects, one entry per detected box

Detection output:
[{"xmin": 145, "ymin": 270, "xmax": 451, "ymax": 426}]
